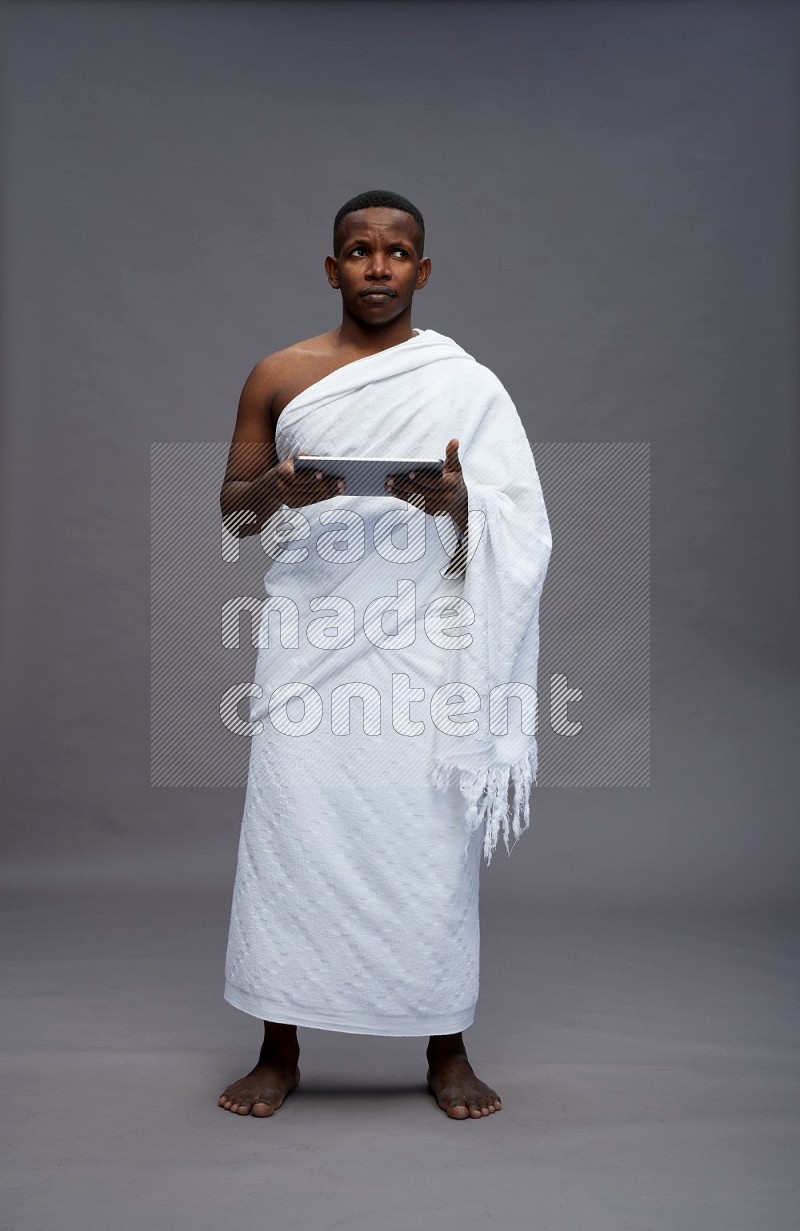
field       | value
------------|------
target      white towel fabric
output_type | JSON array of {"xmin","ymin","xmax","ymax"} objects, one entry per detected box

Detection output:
[{"xmin": 223, "ymin": 328, "xmax": 551, "ymax": 1035}]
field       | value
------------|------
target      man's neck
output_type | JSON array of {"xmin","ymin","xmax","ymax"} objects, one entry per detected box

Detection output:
[{"xmin": 335, "ymin": 311, "xmax": 415, "ymax": 357}]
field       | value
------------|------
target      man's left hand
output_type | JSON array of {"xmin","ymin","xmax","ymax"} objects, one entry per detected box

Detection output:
[{"xmin": 385, "ymin": 438, "xmax": 468, "ymax": 532}]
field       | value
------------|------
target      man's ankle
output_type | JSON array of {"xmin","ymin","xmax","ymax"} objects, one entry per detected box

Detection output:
[
  {"xmin": 426, "ymin": 1032, "xmax": 468, "ymax": 1061},
  {"xmin": 260, "ymin": 1021, "xmax": 300, "ymax": 1062}
]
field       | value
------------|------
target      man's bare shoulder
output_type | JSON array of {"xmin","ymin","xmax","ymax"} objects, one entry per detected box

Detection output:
[
  {"xmin": 254, "ymin": 330, "xmax": 339, "ymax": 376},
  {"xmin": 253, "ymin": 330, "xmax": 349, "ymax": 420}
]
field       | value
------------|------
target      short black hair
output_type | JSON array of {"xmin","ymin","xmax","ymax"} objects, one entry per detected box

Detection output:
[{"xmin": 333, "ymin": 189, "xmax": 425, "ymax": 256}]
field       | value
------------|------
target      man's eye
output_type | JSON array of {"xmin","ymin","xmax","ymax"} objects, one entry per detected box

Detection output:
[
  {"xmin": 352, "ymin": 247, "xmax": 367, "ymax": 256},
  {"xmin": 392, "ymin": 248, "xmax": 408, "ymax": 257}
]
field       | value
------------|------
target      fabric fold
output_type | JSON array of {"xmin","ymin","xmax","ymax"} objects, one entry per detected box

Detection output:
[{"xmin": 426, "ymin": 366, "xmax": 552, "ymax": 862}]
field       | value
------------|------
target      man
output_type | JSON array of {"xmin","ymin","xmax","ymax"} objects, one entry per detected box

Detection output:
[{"xmin": 217, "ymin": 189, "xmax": 551, "ymax": 1120}]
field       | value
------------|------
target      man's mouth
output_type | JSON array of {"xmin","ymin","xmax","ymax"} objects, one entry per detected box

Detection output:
[{"xmin": 360, "ymin": 288, "xmax": 396, "ymax": 298}]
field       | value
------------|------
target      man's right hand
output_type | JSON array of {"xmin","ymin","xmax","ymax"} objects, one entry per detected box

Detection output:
[{"xmin": 271, "ymin": 452, "xmax": 344, "ymax": 508}]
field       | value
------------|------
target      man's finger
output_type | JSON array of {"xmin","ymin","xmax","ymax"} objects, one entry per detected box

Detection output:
[
  {"xmin": 401, "ymin": 472, "xmax": 438, "ymax": 489},
  {"xmin": 444, "ymin": 438, "xmax": 461, "ymax": 472}
]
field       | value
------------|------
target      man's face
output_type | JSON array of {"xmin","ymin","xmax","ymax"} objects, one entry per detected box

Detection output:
[{"xmin": 325, "ymin": 208, "xmax": 431, "ymax": 326}]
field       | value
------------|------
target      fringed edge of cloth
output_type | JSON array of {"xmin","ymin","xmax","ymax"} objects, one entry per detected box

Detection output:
[{"xmin": 430, "ymin": 743, "xmax": 537, "ymax": 866}]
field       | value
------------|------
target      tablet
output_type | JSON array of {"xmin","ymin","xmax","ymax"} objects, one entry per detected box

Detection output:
[{"xmin": 294, "ymin": 454, "xmax": 444, "ymax": 498}]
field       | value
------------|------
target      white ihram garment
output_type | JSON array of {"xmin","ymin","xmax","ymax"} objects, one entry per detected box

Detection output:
[{"xmin": 223, "ymin": 329, "xmax": 551, "ymax": 1035}]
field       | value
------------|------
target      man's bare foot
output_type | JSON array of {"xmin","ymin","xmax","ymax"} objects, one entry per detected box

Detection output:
[
  {"xmin": 218, "ymin": 1020, "xmax": 300, "ymax": 1117},
  {"xmin": 426, "ymin": 1033, "xmax": 502, "ymax": 1120}
]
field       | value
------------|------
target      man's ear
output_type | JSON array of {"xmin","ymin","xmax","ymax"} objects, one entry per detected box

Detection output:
[
  {"xmin": 416, "ymin": 257, "xmax": 432, "ymax": 290},
  {"xmin": 324, "ymin": 255, "xmax": 339, "ymax": 289}
]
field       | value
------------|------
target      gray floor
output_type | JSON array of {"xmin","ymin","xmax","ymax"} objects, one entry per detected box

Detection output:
[{"xmin": 2, "ymin": 862, "xmax": 797, "ymax": 1231}]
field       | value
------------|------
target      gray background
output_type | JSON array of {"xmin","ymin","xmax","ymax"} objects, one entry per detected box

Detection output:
[{"xmin": 1, "ymin": 2, "xmax": 798, "ymax": 1229}]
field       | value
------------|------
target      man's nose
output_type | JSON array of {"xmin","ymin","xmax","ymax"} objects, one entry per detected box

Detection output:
[{"xmin": 366, "ymin": 255, "xmax": 390, "ymax": 279}]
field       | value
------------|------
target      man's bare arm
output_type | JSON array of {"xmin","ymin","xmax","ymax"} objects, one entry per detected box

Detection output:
[
  {"xmin": 220, "ymin": 356, "xmax": 340, "ymax": 536},
  {"xmin": 219, "ymin": 358, "xmax": 283, "ymax": 537}
]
